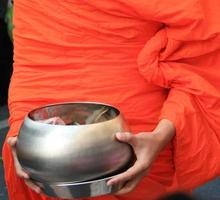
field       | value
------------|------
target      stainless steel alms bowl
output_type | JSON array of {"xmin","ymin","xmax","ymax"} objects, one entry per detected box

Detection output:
[
  {"xmin": 40, "ymin": 174, "xmax": 125, "ymax": 199},
  {"xmin": 16, "ymin": 102, "xmax": 133, "ymax": 185}
]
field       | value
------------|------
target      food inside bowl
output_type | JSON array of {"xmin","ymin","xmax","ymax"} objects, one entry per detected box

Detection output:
[
  {"xmin": 39, "ymin": 116, "xmax": 66, "ymax": 125},
  {"xmin": 35, "ymin": 105, "xmax": 113, "ymax": 125}
]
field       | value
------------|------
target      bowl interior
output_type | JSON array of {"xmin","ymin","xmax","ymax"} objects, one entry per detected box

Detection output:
[{"xmin": 28, "ymin": 102, "xmax": 120, "ymax": 125}]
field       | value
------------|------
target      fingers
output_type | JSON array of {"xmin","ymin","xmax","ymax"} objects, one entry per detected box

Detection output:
[
  {"xmin": 110, "ymin": 132, "xmax": 149, "ymax": 187},
  {"xmin": 7, "ymin": 137, "xmax": 29, "ymax": 179},
  {"xmin": 107, "ymin": 161, "xmax": 147, "ymax": 186},
  {"xmin": 7, "ymin": 137, "xmax": 41, "ymax": 193},
  {"xmin": 115, "ymin": 172, "xmax": 144, "ymax": 195},
  {"xmin": 24, "ymin": 179, "xmax": 41, "ymax": 194}
]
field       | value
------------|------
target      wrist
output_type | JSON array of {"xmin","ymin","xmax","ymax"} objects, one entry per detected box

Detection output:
[{"xmin": 152, "ymin": 119, "xmax": 176, "ymax": 148}]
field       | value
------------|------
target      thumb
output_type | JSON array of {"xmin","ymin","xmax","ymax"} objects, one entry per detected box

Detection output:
[{"xmin": 115, "ymin": 132, "xmax": 135, "ymax": 145}]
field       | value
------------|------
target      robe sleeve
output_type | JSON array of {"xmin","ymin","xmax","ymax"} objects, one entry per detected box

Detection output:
[{"xmin": 134, "ymin": 0, "xmax": 220, "ymax": 189}]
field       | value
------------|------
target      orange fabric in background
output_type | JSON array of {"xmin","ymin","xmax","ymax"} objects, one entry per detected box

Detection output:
[{"xmin": 2, "ymin": 0, "xmax": 220, "ymax": 200}]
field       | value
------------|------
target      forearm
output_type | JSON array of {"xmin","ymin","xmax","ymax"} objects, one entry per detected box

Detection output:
[{"xmin": 152, "ymin": 119, "xmax": 176, "ymax": 151}]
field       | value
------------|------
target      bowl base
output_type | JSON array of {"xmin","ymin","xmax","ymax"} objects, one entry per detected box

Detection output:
[{"xmin": 39, "ymin": 175, "xmax": 123, "ymax": 199}]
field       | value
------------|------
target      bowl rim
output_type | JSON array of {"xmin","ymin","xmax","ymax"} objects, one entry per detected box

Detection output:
[{"xmin": 25, "ymin": 101, "xmax": 122, "ymax": 127}]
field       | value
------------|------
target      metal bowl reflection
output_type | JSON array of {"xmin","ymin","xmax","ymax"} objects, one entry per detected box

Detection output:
[
  {"xmin": 40, "ymin": 173, "xmax": 124, "ymax": 199},
  {"xmin": 16, "ymin": 102, "xmax": 133, "ymax": 184}
]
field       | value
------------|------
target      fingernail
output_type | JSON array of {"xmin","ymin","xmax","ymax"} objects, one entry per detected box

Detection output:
[
  {"xmin": 23, "ymin": 174, "xmax": 29, "ymax": 179},
  {"xmin": 22, "ymin": 172, "xmax": 29, "ymax": 179},
  {"xmin": 35, "ymin": 188, "xmax": 41, "ymax": 194},
  {"xmin": 107, "ymin": 180, "xmax": 114, "ymax": 186},
  {"xmin": 116, "ymin": 132, "xmax": 123, "ymax": 138}
]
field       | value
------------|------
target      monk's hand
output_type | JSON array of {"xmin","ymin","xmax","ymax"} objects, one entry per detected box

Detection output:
[
  {"xmin": 107, "ymin": 119, "xmax": 175, "ymax": 195},
  {"xmin": 7, "ymin": 136, "xmax": 41, "ymax": 194}
]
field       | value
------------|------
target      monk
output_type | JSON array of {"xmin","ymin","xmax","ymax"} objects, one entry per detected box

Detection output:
[{"xmin": 3, "ymin": 0, "xmax": 220, "ymax": 200}]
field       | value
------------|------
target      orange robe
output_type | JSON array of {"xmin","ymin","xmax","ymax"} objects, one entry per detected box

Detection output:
[{"xmin": 2, "ymin": 0, "xmax": 220, "ymax": 200}]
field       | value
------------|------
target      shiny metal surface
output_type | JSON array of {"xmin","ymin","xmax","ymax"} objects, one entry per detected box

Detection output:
[
  {"xmin": 40, "ymin": 175, "xmax": 123, "ymax": 199},
  {"xmin": 16, "ymin": 102, "xmax": 133, "ymax": 183}
]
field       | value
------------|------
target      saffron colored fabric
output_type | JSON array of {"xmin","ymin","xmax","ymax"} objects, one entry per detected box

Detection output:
[{"xmin": 3, "ymin": 0, "xmax": 220, "ymax": 200}]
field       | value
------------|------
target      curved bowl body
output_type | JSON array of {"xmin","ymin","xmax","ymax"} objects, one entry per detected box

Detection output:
[{"xmin": 16, "ymin": 102, "xmax": 133, "ymax": 183}]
